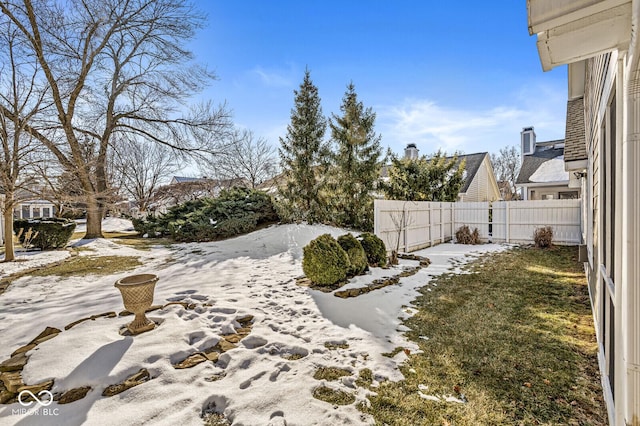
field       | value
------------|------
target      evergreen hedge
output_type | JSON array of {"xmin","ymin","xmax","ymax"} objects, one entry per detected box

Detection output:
[
  {"xmin": 302, "ymin": 234, "xmax": 350, "ymax": 286},
  {"xmin": 13, "ymin": 218, "xmax": 76, "ymax": 250},
  {"xmin": 358, "ymin": 232, "xmax": 387, "ymax": 267},
  {"xmin": 132, "ymin": 187, "xmax": 278, "ymax": 242},
  {"xmin": 337, "ymin": 233, "xmax": 368, "ymax": 276}
]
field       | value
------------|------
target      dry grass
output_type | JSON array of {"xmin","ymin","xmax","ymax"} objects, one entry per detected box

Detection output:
[
  {"xmin": 313, "ymin": 367, "xmax": 352, "ymax": 381},
  {"xmin": 361, "ymin": 246, "xmax": 606, "ymax": 425},
  {"xmin": 28, "ymin": 255, "xmax": 142, "ymax": 278}
]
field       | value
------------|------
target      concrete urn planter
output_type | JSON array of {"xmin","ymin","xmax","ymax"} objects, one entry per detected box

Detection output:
[{"xmin": 114, "ymin": 274, "xmax": 159, "ymax": 335}]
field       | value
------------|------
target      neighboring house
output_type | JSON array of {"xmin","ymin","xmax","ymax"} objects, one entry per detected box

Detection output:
[
  {"xmin": 141, "ymin": 176, "xmax": 244, "ymax": 216},
  {"xmin": 449, "ymin": 152, "xmax": 501, "ymax": 202},
  {"xmin": 515, "ymin": 127, "xmax": 581, "ymax": 200},
  {"xmin": 380, "ymin": 145, "xmax": 501, "ymax": 202},
  {"xmin": 528, "ymin": 0, "xmax": 639, "ymax": 424}
]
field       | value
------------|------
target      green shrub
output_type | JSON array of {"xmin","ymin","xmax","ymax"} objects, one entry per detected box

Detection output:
[
  {"xmin": 133, "ymin": 187, "xmax": 278, "ymax": 242},
  {"xmin": 14, "ymin": 218, "xmax": 76, "ymax": 250},
  {"xmin": 534, "ymin": 226, "xmax": 553, "ymax": 248},
  {"xmin": 358, "ymin": 232, "xmax": 387, "ymax": 267},
  {"xmin": 455, "ymin": 225, "xmax": 480, "ymax": 245},
  {"xmin": 302, "ymin": 234, "xmax": 350, "ymax": 286},
  {"xmin": 337, "ymin": 233, "xmax": 368, "ymax": 276}
]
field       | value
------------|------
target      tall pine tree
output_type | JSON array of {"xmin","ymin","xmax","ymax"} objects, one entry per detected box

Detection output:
[
  {"xmin": 278, "ymin": 69, "xmax": 329, "ymax": 223},
  {"xmin": 329, "ymin": 83, "xmax": 382, "ymax": 231}
]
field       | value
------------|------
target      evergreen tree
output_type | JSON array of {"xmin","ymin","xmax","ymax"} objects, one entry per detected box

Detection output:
[
  {"xmin": 329, "ymin": 83, "xmax": 382, "ymax": 230},
  {"xmin": 382, "ymin": 150, "xmax": 465, "ymax": 202},
  {"xmin": 278, "ymin": 69, "xmax": 329, "ymax": 222}
]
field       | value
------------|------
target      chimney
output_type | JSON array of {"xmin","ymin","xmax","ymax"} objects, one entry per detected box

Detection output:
[
  {"xmin": 404, "ymin": 143, "xmax": 419, "ymax": 160},
  {"xmin": 520, "ymin": 126, "xmax": 536, "ymax": 158}
]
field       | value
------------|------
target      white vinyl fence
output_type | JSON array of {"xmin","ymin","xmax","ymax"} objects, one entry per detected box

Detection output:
[{"xmin": 374, "ymin": 199, "xmax": 582, "ymax": 252}]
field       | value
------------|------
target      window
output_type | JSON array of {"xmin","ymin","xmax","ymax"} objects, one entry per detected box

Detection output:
[
  {"xmin": 42, "ymin": 207, "xmax": 50, "ymax": 217},
  {"xmin": 559, "ymin": 191, "xmax": 579, "ymax": 199},
  {"xmin": 32, "ymin": 207, "xmax": 41, "ymax": 218},
  {"xmin": 21, "ymin": 205, "xmax": 30, "ymax": 219}
]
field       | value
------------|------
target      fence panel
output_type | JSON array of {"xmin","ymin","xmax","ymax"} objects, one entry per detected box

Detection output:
[
  {"xmin": 374, "ymin": 200, "xmax": 453, "ymax": 252},
  {"xmin": 496, "ymin": 199, "xmax": 582, "ymax": 245},
  {"xmin": 375, "ymin": 198, "xmax": 582, "ymax": 253},
  {"xmin": 453, "ymin": 202, "xmax": 490, "ymax": 242}
]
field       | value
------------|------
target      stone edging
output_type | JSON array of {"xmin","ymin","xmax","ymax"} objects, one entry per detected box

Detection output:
[{"xmin": 0, "ymin": 303, "xmax": 254, "ymax": 406}]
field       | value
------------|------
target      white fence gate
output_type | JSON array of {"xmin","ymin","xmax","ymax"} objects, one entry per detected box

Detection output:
[{"xmin": 374, "ymin": 199, "xmax": 582, "ymax": 252}]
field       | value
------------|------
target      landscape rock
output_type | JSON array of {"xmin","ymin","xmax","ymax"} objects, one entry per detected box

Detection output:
[
  {"xmin": 102, "ymin": 368, "xmax": 150, "ymax": 397},
  {"xmin": 0, "ymin": 381, "xmax": 14, "ymax": 404},
  {"xmin": 0, "ymin": 352, "xmax": 28, "ymax": 372},
  {"xmin": 17, "ymin": 379, "xmax": 54, "ymax": 396},
  {"xmin": 11, "ymin": 343, "xmax": 37, "ymax": 357},
  {"xmin": 58, "ymin": 386, "xmax": 91, "ymax": 404},
  {"xmin": 173, "ymin": 353, "xmax": 208, "ymax": 369},
  {"xmin": 0, "ymin": 371, "xmax": 24, "ymax": 393},
  {"xmin": 28, "ymin": 327, "xmax": 61, "ymax": 345}
]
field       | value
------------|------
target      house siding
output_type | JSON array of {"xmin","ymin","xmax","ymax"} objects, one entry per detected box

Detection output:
[{"xmin": 464, "ymin": 156, "xmax": 500, "ymax": 202}]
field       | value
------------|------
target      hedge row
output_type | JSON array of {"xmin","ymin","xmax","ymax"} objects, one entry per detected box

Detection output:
[
  {"xmin": 132, "ymin": 187, "xmax": 278, "ymax": 242},
  {"xmin": 302, "ymin": 232, "xmax": 387, "ymax": 286},
  {"xmin": 13, "ymin": 218, "xmax": 76, "ymax": 250}
]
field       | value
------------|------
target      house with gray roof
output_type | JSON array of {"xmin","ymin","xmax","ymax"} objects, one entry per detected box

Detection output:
[
  {"xmin": 515, "ymin": 127, "xmax": 581, "ymax": 200},
  {"xmin": 381, "ymin": 145, "xmax": 500, "ymax": 203}
]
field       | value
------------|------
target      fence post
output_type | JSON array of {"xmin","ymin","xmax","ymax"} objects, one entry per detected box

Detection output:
[
  {"xmin": 440, "ymin": 203, "xmax": 444, "ymax": 244},
  {"xmin": 506, "ymin": 201, "xmax": 510, "ymax": 243},
  {"xmin": 451, "ymin": 203, "xmax": 455, "ymax": 241},
  {"xmin": 403, "ymin": 204, "xmax": 408, "ymax": 252}
]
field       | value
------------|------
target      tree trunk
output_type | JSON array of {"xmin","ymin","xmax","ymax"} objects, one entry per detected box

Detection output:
[
  {"xmin": 3, "ymin": 196, "xmax": 15, "ymax": 262},
  {"xmin": 84, "ymin": 195, "xmax": 104, "ymax": 239}
]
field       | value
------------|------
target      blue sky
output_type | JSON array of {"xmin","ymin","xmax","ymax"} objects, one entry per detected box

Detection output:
[{"xmin": 189, "ymin": 1, "xmax": 567, "ymax": 159}]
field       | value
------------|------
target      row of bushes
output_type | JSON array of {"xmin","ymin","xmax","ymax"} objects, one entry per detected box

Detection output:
[
  {"xmin": 302, "ymin": 232, "xmax": 387, "ymax": 286},
  {"xmin": 132, "ymin": 187, "xmax": 278, "ymax": 242},
  {"xmin": 13, "ymin": 218, "xmax": 76, "ymax": 250},
  {"xmin": 455, "ymin": 224, "xmax": 554, "ymax": 248}
]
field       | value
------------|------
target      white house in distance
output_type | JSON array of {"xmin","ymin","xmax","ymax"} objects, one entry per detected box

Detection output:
[
  {"xmin": 515, "ymin": 127, "xmax": 581, "ymax": 200},
  {"xmin": 528, "ymin": 0, "xmax": 639, "ymax": 424}
]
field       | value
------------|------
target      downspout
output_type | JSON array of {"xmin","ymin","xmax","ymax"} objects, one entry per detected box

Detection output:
[{"xmin": 622, "ymin": 0, "xmax": 640, "ymax": 424}]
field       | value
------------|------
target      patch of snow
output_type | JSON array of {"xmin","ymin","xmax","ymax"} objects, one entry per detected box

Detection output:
[
  {"xmin": 0, "ymin": 250, "xmax": 70, "ymax": 278},
  {"xmin": 0, "ymin": 225, "xmax": 507, "ymax": 425},
  {"xmin": 529, "ymin": 156, "xmax": 569, "ymax": 183},
  {"xmin": 74, "ymin": 217, "xmax": 136, "ymax": 234}
]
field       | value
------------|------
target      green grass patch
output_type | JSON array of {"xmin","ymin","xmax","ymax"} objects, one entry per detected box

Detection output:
[
  {"xmin": 29, "ymin": 255, "xmax": 141, "ymax": 278},
  {"xmin": 362, "ymin": 246, "xmax": 606, "ymax": 425},
  {"xmin": 312, "ymin": 386, "xmax": 355, "ymax": 405},
  {"xmin": 313, "ymin": 367, "xmax": 352, "ymax": 381}
]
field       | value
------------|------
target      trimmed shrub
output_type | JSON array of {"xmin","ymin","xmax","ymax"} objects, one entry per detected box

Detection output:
[
  {"xmin": 302, "ymin": 234, "xmax": 350, "ymax": 286},
  {"xmin": 133, "ymin": 187, "xmax": 278, "ymax": 242},
  {"xmin": 358, "ymin": 232, "xmax": 387, "ymax": 267},
  {"xmin": 14, "ymin": 218, "xmax": 76, "ymax": 250},
  {"xmin": 456, "ymin": 225, "xmax": 480, "ymax": 245},
  {"xmin": 534, "ymin": 226, "xmax": 553, "ymax": 248},
  {"xmin": 337, "ymin": 233, "xmax": 368, "ymax": 276}
]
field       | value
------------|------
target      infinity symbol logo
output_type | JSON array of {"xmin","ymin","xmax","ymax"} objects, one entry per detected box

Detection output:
[{"xmin": 18, "ymin": 390, "xmax": 53, "ymax": 407}]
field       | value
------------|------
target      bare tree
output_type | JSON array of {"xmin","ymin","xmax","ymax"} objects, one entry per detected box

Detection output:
[
  {"xmin": 0, "ymin": 22, "xmax": 46, "ymax": 261},
  {"xmin": 0, "ymin": 0, "xmax": 231, "ymax": 238},
  {"xmin": 204, "ymin": 129, "xmax": 277, "ymax": 189},
  {"xmin": 491, "ymin": 146, "xmax": 521, "ymax": 200},
  {"xmin": 113, "ymin": 137, "xmax": 179, "ymax": 215},
  {"xmin": 388, "ymin": 201, "xmax": 415, "ymax": 265}
]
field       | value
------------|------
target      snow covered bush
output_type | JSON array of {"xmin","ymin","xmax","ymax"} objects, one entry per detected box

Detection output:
[
  {"xmin": 337, "ymin": 233, "xmax": 368, "ymax": 276},
  {"xmin": 133, "ymin": 187, "xmax": 278, "ymax": 242},
  {"xmin": 455, "ymin": 225, "xmax": 480, "ymax": 245},
  {"xmin": 13, "ymin": 218, "xmax": 76, "ymax": 250},
  {"xmin": 358, "ymin": 232, "xmax": 387, "ymax": 267},
  {"xmin": 534, "ymin": 226, "xmax": 553, "ymax": 248},
  {"xmin": 302, "ymin": 234, "xmax": 350, "ymax": 286}
]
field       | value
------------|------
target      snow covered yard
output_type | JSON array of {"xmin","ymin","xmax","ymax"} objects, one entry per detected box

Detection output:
[{"xmin": 0, "ymin": 223, "xmax": 506, "ymax": 425}]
